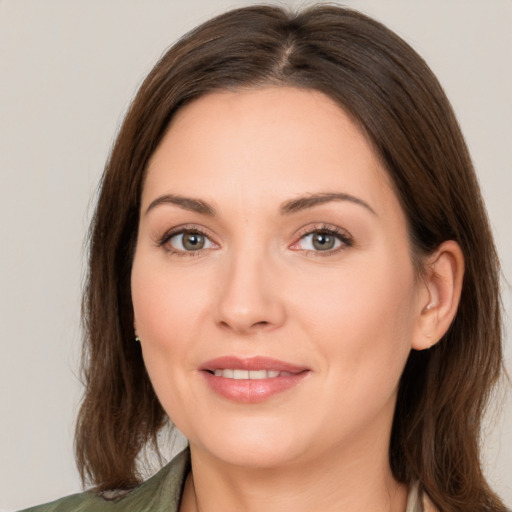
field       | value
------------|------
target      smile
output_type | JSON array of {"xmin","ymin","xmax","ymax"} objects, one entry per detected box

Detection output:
[
  {"xmin": 200, "ymin": 356, "xmax": 309, "ymax": 403},
  {"xmin": 212, "ymin": 369, "xmax": 294, "ymax": 379}
]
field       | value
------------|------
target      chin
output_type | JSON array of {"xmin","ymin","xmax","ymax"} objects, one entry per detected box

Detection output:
[
  {"xmin": 207, "ymin": 442, "xmax": 304, "ymax": 469},
  {"xmin": 187, "ymin": 418, "xmax": 310, "ymax": 469}
]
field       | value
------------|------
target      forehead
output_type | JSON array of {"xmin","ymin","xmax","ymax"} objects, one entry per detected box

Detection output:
[{"xmin": 143, "ymin": 87, "xmax": 397, "ymax": 217}]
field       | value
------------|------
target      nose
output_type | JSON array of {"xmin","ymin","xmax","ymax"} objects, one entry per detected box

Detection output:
[{"xmin": 215, "ymin": 250, "xmax": 286, "ymax": 335}]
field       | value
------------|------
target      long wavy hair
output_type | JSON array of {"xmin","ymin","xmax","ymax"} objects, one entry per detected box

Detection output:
[{"xmin": 75, "ymin": 5, "xmax": 506, "ymax": 511}]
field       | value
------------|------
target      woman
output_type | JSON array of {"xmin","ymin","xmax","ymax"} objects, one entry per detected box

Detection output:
[{"xmin": 21, "ymin": 4, "xmax": 508, "ymax": 512}]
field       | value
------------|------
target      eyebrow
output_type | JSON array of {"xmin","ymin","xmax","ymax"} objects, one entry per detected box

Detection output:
[
  {"xmin": 145, "ymin": 191, "xmax": 376, "ymax": 217},
  {"xmin": 145, "ymin": 194, "xmax": 216, "ymax": 216},
  {"xmin": 280, "ymin": 192, "xmax": 376, "ymax": 216}
]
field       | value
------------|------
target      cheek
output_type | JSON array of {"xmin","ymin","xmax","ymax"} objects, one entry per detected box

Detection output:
[
  {"xmin": 295, "ymin": 253, "xmax": 418, "ymax": 384},
  {"xmin": 130, "ymin": 254, "xmax": 202, "ymax": 400},
  {"xmin": 131, "ymin": 263, "xmax": 204, "ymax": 432},
  {"xmin": 131, "ymin": 254, "xmax": 210, "ymax": 346},
  {"xmin": 296, "ymin": 264, "xmax": 417, "ymax": 443}
]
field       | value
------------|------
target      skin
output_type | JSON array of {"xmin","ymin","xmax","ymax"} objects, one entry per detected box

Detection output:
[{"xmin": 131, "ymin": 87, "xmax": 463, "ymax": 512}]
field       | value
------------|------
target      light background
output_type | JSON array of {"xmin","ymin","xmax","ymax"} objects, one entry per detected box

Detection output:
[{"xmin": 0, "ymin": 0, "xmax": 510, "ymax": 510}]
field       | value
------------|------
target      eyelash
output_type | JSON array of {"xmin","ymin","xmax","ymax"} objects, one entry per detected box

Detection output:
[
  {"xmin": 291, "ymin": 224, "xmax": 353, "ymax": 256},
  {"xmin": 157, "ymin": 223, "xmax": 353, "ymax": 257},
  {"xmin": 157, "ymin": 225, "xmax": 217, "ymax": 258}
]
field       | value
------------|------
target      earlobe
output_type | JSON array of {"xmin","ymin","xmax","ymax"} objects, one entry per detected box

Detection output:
[
  {"xmin": 412, "ymin": 240, "xmax": 465, "ymax": 351},
  {"xmin": 133, "ymin": 319, "xmax": 141, "ymax": 343}
]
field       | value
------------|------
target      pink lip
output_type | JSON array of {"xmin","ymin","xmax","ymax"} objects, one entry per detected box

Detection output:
[{"xmin": 199, "ymin": 356, "xmax": 310, "ymax": 403}]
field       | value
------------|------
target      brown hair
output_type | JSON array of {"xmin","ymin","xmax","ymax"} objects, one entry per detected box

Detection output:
[{"xmin": 75, "ymin": 5, "xmax": 506, "ymax": 510}]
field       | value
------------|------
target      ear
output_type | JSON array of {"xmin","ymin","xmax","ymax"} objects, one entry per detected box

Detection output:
[{"xmin": 411, "ymin": 240, "xmax": 465, "ymax": 351}]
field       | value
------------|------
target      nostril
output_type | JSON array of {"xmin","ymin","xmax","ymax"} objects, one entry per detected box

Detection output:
[{"xmin": 218, "ymin": 318, "xmax": 271, "ymax": 333}]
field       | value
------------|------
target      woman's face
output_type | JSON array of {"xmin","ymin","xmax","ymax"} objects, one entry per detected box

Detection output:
[{"xmin": 131, "ymin": 87, "xmax": 429, "ymax": 469}]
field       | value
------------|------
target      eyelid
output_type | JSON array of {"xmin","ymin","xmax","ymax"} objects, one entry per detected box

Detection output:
[
  {"xmin": 157, "ymin": 224, "xmax": 219, "ymax": 254},
  {"xmin": 155, "ymin": 222, "xmax": 352, "ymax": 256},
  {"xmin": 289, "ymin": 223, "xmax": 354, "ymax": 254}
]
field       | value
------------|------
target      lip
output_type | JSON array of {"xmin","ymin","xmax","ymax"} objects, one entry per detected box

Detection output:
[{"xmin": 199, "ymin": 356, "xmax": 310, "ymax": 403}]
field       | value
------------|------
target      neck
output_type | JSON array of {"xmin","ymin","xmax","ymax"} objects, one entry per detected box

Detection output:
[{"xmin": 180, "ymin": 432, "xmax": 407, "ymax": 512}]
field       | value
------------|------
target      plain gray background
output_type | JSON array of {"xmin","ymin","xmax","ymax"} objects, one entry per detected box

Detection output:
[{"xmin": 1, "ymin": 0, "xmax": 510, "ymax": 510}]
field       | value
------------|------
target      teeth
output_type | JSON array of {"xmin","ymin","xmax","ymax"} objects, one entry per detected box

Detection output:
[
  {"xmin": 249, "ymin": 370, "xmax": 268, "ymax": 379},
  {"xmin": 234, "ymin": 369, "xmax": 249, "ymax": 379},
  {"xmin": 212, "ymin": 369, "xmax": 286, "ymax": 379}
]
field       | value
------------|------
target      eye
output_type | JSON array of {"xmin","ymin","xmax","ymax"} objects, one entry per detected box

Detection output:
[
  {"xmin": 164, "ymin": 229, "xmax": 216, "ymax": 253},
  {"xmin": 291, "ymin": 226, "xmax": 353, "ymax": 254},
  {"xmin": 303, "ymin": 231, "xmax": 339, "ymax": 251}
]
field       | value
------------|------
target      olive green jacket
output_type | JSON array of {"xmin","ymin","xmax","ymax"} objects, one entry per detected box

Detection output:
[
  {"xmin": 20, "ymin": 449, "xmax": 432, "ymax": 511},
  {"xmin": 19, "ymin": 450, "xmax": 190, "ymax": 512}
]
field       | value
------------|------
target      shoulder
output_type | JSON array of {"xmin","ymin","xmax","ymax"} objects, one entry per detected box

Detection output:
[
  {"xmin": 17, "ymin": 491, "xmax": 102, "ymax": 512},
  {"xmin": 18, "ymin": 448, "xmax": 191, "ymax": 512}
]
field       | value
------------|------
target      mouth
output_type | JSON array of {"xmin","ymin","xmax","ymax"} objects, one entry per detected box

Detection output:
[
  {"xmin": 199, "ymin": 356, "xmax": 309, "ymax": 403},
  {"xmin": 209, "ymin": 369, "xmax": 294, "ymax": 379}
]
